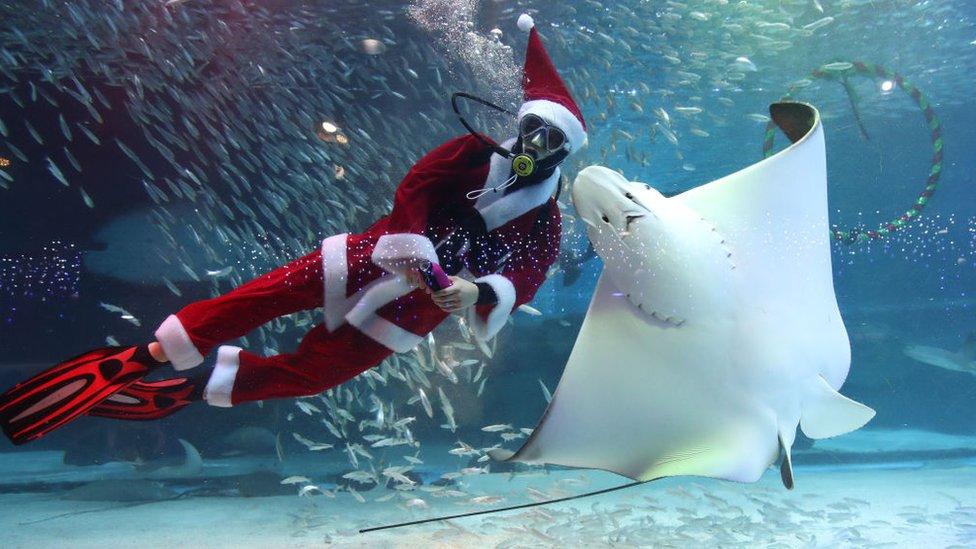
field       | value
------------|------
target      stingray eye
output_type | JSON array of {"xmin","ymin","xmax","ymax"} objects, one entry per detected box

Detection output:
[
  {"xmin": 625, "ymin": 192, "xmax": 633, "ymax": 199},
  {"xmin": 601, "ymin": 215, "xmax": 609, "ymax": 223},
  {"xmin": 644, "ymin": 184, "xmax": 650, "ymax": 190}
]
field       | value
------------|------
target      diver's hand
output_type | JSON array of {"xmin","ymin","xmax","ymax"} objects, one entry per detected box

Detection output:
[
  {"xmin": 431, "ymin": 277, "xmax": 478, "ymax": 313},
  {"xmin": 148, "ymin": 342, "xmax": 169, "ymax": 363}
]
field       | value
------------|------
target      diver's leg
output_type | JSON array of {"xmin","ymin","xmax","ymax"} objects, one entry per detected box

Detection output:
[
  {"xmin": 203, "ymin": 324, "xmax": 393, "ymax": 406},
  {"xmin": 153, "ymin": 248, "xmax": 324, "ymax": 371},
  {"xmin": 85, "ymin": 323, "xmax": 387, "ymax": 418},
  {"xmin": 87, "ymin": 371, "xmax": 208, "ymax": 421},
  {"xmin": 0, "ymin": 345, "xmax": 170, "ymax": 444}
]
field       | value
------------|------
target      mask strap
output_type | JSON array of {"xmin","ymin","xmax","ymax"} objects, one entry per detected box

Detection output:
[
  {"xmin": 452, "ymin": 92, "xmax": 518, "ymax": 117},
  {"xmin": 452, "ymin": 92, "xmax": 517, "ymax": 159},
  {"xmin": 466, "ymin": 172, "xmax": 518, "ymax": 200}
]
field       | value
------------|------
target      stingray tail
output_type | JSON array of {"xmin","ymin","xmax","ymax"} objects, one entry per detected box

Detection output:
[
  {"xmin": 799, "ymin": 375, "xmax": 875, "ymax": 439},
  {"xmin": 359, "ymin": 478, "xmax": 654, "ymax": 533},
  {"xmin": 777, "ymin": 431, "xmax": 794, "ymax": 490}
]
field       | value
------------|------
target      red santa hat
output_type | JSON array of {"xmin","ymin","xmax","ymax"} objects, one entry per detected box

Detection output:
[{"xmin": 516, "ymin": 14, "xmax": 587, "ymax": 153}]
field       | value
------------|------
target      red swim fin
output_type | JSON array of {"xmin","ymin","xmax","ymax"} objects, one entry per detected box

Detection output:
[
  {"xmin": 88, "ymin": 377, "xmax": 197, "ymax": 421},
  {"xmin": 0, "ymin": 346, "xmax": 163, "ymax": 445}
]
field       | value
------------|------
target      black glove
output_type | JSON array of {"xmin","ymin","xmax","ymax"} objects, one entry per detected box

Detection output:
[{"xmin": 475, "ymin": 282, "xmax": 499, "ymax": 305}]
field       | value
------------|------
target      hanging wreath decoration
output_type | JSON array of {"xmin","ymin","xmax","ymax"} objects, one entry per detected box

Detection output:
[{"xmin": 762, "ymin": 61, "xmax": 944, "ymax": 243}]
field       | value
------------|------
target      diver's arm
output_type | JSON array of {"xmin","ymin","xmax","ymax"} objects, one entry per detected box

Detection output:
[
  {"xmin": 384, "ymin": 135, "xmax": 482, "ymax": 235},
  {"xmin": 465, "ymin": 199, "xmax": 560, "ymax": 340},
  {"xmin": 374, "ymin": 135, "xmax": 482, "ymax": 272}
]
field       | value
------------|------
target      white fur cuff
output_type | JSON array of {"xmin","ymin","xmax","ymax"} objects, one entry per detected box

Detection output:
[
  {"xmin": 204, "ymin": 346, "xmax": 241, "ymax": 408},
  {"xmin": 321, "ymin": 234, "xmax": 349, "ymax": 331},
  {"xmin": 372, "ymin": 233, "xmax": 438, "ymax": 273},
  {"xmin": 467, "ymin": 274, "xmax": 517, "ymax": 341},
  {"xmin": 154, "ymin": 315, "xmax": 205, "ymax": 371}
]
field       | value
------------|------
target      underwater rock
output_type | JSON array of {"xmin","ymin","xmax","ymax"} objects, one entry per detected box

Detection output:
[
  {"xmin": 430, "ymin": 475, "xmax": 458, "ymax": 487},
  {"xmin": 229, "ymin": 470, "xmax": 297, "ymax": 498},
  {"xmin": 219, "ymin": 426, "xmax": 277, "ymax": 455},
  {"xmin": 403, "ymin": 470, "xmax": 424, "ymax": 487},
  {"xmin": 61, "ymin": 479, "xmax": 175, "ymax": 502}
]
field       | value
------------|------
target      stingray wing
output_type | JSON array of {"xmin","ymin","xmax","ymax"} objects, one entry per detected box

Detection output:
[
  {"xmin": 490, "ymin": 273, "xmax": 780, "ymax": 482},
  {"xmin": 492, "ymin": 103, "xmax": 868, "ymax": 483},
  {"xmin": 676, "ymin": 103, "xmax": 851, "ymax": 388}
]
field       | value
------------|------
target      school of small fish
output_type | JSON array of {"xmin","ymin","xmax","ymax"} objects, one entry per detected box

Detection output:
[{"xmin": 0, "ymin": 0, "xmax": 973, "ymax": 542}]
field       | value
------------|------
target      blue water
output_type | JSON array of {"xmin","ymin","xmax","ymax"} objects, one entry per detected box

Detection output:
[{"xmin": 0, "ymin": 0, "xmax": 974, "ymax": 545}]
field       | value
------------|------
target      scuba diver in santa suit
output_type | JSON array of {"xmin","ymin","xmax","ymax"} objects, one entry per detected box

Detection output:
[{"xmin": 0, "ymin": 14, "xmax": 587, "ymax": 445}]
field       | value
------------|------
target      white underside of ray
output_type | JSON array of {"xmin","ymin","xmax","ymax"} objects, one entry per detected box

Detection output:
[
  {"xmin": 499, "ymin": 274, "xmax": 782, "ymax": 482},
  {"xmin": 491, "ymin": 103, "xmax": 875, "ymax": 485},
  {"xmin": 675, "ymin": 116, "xmax": 850, "ymax": 390}
]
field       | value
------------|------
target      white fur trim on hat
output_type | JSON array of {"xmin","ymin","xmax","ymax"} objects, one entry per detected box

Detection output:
[
  {"xmin": 467, "ymin": 274, "xmax": 517, "ymax": 341},
  {"xmin": 517, "ymin": 14, "xmax": 534, "ymax": 32},
  {"xmin": 518, "ymin": 99, "xmax": 587, "ymax": 153}
]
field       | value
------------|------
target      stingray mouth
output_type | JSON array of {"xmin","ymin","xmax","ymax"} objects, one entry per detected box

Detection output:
[
  {"xmin": 622, "ymin": 213, "xmax": 644, "ymax": 235},
  {"xmin": 612, "ymin": 210, "xmax": 647, "ymax": 246},
  {"xmin": 585, "ymin": 211, "xmax": 645, "ymax": 244}
]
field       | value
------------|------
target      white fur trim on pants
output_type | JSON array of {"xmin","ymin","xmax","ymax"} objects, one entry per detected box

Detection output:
[
  {"xmin": 518, "ymin": 99, "xmax": 587, "ymax": 153},
  {"xmin": 467, "ymin": 274, "xmax": 517, "ymax": 341},
  {"xmin": 372, "ymin": 233, "xmax": 437, "ymax": 273},
  {"xmin": 154, "ymin": 314, "xmax": 205, "ymax": 371},
  {"xmin": 204, "ymin": 345, "xmax": 241, "ymax": 407}
]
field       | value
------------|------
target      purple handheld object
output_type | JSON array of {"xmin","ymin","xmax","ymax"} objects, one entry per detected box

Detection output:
[{"xmin": 419, "ymin": 261, "xmax": 452, "ymax": 291}]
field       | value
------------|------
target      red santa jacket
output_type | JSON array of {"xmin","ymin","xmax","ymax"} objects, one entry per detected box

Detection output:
[{"xmin": 320, "ymin": 134, "xmax": 561, "ymax": 353}]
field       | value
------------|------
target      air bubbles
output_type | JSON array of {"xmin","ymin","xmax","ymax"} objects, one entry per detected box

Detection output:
[{"xmin": 408, "ymin": 0, "xmax": 520, "ymax": 105}]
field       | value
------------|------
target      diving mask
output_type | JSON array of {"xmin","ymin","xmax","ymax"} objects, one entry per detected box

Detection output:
[{"xmin": 451, "ymin": 92, "xmax": 570, "ymax": 195}]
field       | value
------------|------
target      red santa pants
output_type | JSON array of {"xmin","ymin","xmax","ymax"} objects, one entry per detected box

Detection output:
[{"xmin": 154, "ymin": 249, "xmax": 393, "ymax": 406}]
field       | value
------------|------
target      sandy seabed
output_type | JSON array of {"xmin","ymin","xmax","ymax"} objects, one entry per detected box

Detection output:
[{"xmin": 0, "ymin": 457, "xmax": 973, "ymax": 548}]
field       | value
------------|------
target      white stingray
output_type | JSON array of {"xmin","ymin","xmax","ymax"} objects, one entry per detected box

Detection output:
[{"xmin": 491, "ymin": 103, "xmax": 875, "ymax": 488}]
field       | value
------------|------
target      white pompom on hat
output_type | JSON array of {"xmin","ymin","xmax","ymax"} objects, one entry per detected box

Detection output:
[{"xmin": 516, "ymin": 14, "xmax": 587, "ymax": 152}]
